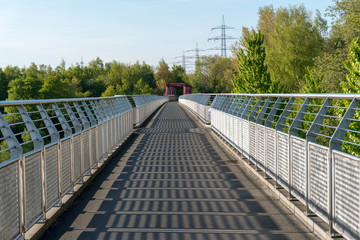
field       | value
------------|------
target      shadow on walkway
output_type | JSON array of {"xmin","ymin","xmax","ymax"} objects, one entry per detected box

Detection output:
[{"xmin": 41, "ymin": 102, "xmax": 316, "ymax": 240}]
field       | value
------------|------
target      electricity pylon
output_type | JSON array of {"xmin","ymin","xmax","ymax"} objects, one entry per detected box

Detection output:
[
  {"xmin": 208, "ymin": 15, "xmax": 237, "ymax": 58},
  {"xmin": 174, "ymin": 51, "xmax": 192, "ymax": 72},
  {"xmin": 186, "ymin": 42, "xmax": 205, "ymax": 61}
]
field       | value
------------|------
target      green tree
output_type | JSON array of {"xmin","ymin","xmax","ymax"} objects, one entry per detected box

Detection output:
[
  {"xmin": 265, "ymin": 5, "xmax": 323, "ymax": 92},
  {"xmin": 341, "ymin": 37, "xmax": 360, "ymax": 156},
  {"xmin": 133, "ymin": 79, "xmax": 153, "ymax": 95},
  {"xmin": 341, "ymin": 37, "xmax": 360, "ymax": 93},
  {"xmin": 191, "ymin": 57, "xmax": 211, "ymax": 92},
  {"xmin": 4, "ymin": 66, "xmax": 21, "ymax": 82},
  {"xmin": 309, "ymin": 0, "xmax": 360, "ymax": 93},
  {"xmin": 257, "ymin": 5, "xmax": 275, "ymax": 44},
  {"xmin": 301, "ymin": 67, "xmax": 325, "ymax": 93},
  {"xmin": 155, "ymin": 59, "xmax": 172, "ymax": 94},
  {"xmin": 233, "ymin": 30, "xmax": 271, "ymax": 93},
  {"xmin": 0, "ymin": 69, "xmax": 8, "ymax": 100},
  {"xmin": 191, "ymin": 56, "xmax": 233, "ymax": 93},
  {"xmin": 171, "ymin": 65, "xmax": 188, "ymax": 84},
  {"xmin": 101, "ymin": 85, "xmax": 117, "ymax": 97},
  {"xmin": 39, "ymin": 75, "xmax": 74, "ymax": 99},
  {"xmin": 0, "ymin": 140, "xmax": 10, "ymax": 163},
  {"xmin": 7, "ymin": 75, "xmax": 42, "ymax": 100},
  {"xmin": 208, "ymin": 57, "xmax": 233, "ymax": 93},
  {"xmin": 327, "ymin": 0, "xmax": 360, "ymax": 43}
]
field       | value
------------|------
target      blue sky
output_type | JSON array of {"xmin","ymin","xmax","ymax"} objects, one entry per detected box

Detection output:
[{"xmin": 0, "ymin": 0, "xmax": 334, "ymax": 69}]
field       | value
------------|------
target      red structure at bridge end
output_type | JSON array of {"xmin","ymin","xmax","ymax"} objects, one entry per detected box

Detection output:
[{"xmin": 165, "ymin": 83, "xmax": 192, "ymax": 96}]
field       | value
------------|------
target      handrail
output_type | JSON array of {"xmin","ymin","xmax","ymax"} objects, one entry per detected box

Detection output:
[
  {"xmin": 0, "ymin": 94, "xmax": 168, "ymax": 240},
  {"xmin": 180, "ymin": 93, "xmax": 360, "ymax": 240}
]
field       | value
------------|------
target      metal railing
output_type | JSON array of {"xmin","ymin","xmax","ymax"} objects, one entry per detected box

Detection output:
[
  {"xmin": 0, "ymin": 95, "xmax": 168, "ymax": 240},
  {"xmin": 180, "ymin": 93, "xmax": 360, "ymax": 240},
  {"xmin": 131, "ymin": 95, "xmax": 168, "ymax": 126},
  {"xmin": 179, "ymin": 94, "xmax": 213, "ymax": 123}
]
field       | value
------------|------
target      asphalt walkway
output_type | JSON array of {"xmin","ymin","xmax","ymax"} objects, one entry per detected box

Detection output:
[{"xmin": 41, "ymin": 102, "xmax": 317, "ymax": 240}]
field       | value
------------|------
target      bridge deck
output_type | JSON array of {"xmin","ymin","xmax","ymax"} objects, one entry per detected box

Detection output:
[{"xmin": 41, "ymin": 102, "xmax": 316, "ymax": 240}]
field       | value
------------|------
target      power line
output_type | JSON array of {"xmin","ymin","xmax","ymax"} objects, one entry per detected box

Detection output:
[
  {"xmin": 174, "ymin": 51, "xmax": 193, "ymax": 72},
  {"xmin": 208, "ymin": 15, "xmax": 237, "ymax": 58},
  {"xmin": 185, "ymin": 42, "xmax": 206, "ymax": 61}
]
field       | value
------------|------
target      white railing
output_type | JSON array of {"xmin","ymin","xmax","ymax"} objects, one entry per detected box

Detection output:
[
  {"xmin": 131, "ymin": 95, "xmax": 169, "ymax": 126},
  {"xmin": 0, "ymin": 95, "xmax": 168, "ymax": 240},
  {"xmin": 179, "ymin": 94, "xmax": 211, "ymax": 123},
  {"xmin": 181, "ymin": 93, "xmax": 360, "ymax": 240}
]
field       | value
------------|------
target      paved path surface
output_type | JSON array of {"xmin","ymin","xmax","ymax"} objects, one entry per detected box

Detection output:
[{"xmin": 41, "ymin": 102, "xmax": 317, "ymax": 240}]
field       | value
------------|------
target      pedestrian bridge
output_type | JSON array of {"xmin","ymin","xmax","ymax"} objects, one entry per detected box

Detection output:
[{"xmin": 1, "ymin": 94, "xmax": 360, "ymax": 240}]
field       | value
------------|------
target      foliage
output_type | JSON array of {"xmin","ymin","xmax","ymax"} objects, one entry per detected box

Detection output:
[
  {"xmin": 308, "ymin": 0, "xmax": 360, "ymax": 93},
  {"xmin": 257, "ymin": 5, "xmax": 275, "ymax": 44},
  {"xmin": 39, "ymin": 75, "xmax": 74, "ymax": 99},
  {"xmin": 341, "ymin": 37, "xmax": 360, "ymax": 156},
  {"xmin": 190, "ymin": 56, "xmax": 233, "ymax": 93},
  {"xmin": 155, "ymin": 59, "xmax": 172, "ymax": 94},
  {"xmin": 341, "ymin": 37, "xmax": 360, "ymax": 93},
  {"xmin": 0, "ymin": 69, "xmax": 8, "ymax": 100},
  {"xmin": 327, "ymin": 0, "xmax": 360, "ymax": 43},
  {"xmin": 7, "ymin": 74, "xmax": 42, "ymax": 100},
  {"xmin": 233, "ymin": 30, "xmax": 271, "ymax": 94},
  {"xmin": 264, "ymin": 5, "xmax": 324, "ymax": 92},
  {"xmin": 301, "ymin": 67, "xmax": 325, "ymax": 93},
  {"xmin": 133, "ymin": 79, "xmax": 153, "ymax": 95}
]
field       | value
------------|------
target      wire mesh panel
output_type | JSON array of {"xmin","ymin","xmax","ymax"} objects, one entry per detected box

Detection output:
[
  {"xmin": 291, "ymin": 136, "xmax": 306, "ymax": 203},
  {"xmin": 60, "ymin": 138, "xmax": 72, "ymax": 195},
  {"xmin": 97, "ymin": 125, "xmax": 104, "ymax": 162},
  {"xmin": 333, "ymin": 151, "xmax": 360, "ymax": 240},
  {"xmin": 211, "ymin": 109, "xmax": 217, "ymax": 131},
  {"xmin": 103, "ymin": 121, "xmax": 109, "ymax": 155},
  {"xmin": 308, "ymin": 143, "xmax": 329, "ymax": 222},
  {"xmin": 72, "ymin": 134, "xmax": 82, "ymax": 183},
  {"xmin": 257, "ymin": 125, "xmax": 266, "ymax": 170},
  {"xmin": 0, "ymin": 161, "xmax": 20, "ymax": 240},
  {"xmin": 249, "ymin": 122, "xmax": 257, "ymax": 162},
  {"xmin": 266, "ymin": 128, "xmax": 277, "ymax": 178},
  {"xmin": 24, "ymin": 151, "xmax": 42, "ymax": 230},
  {"xmin": 44, "ymin": 143, "xmax": 59, "ymax": 210},
  {"xmin": 242, "ymin": 120, "xmax": 250, "ymax": 158},
  {"xmin": 107, "ymin": 120, "xmax": 112, "ymax": 151},
  {"xmin": 90, "ymin": 127, "xmax": 97, "ymax": 168},
  {"xmin": 225, "ymin": 113, "xmax": 229, "ymax": 139},
  {"xmin": 110, "ymin": 119, "xmax": 115, "ymax": 149},
  {"xmin": 277, "ymin": 132, "xmax": 289, "ymax": 189},
  {"xmin": 234, "ymin": 117, "xmax": 239, "ymax": 147},
  {"xmin": 230, "ymin": 115, "xmax": 235, "ymax": 144},
  {"xmin": 237, "ymin": 118, "xmax": 242, "ymax": 151},
  {"xmin": 82, "ymin": 130, "xmax": 90, "ymax": 175}
]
